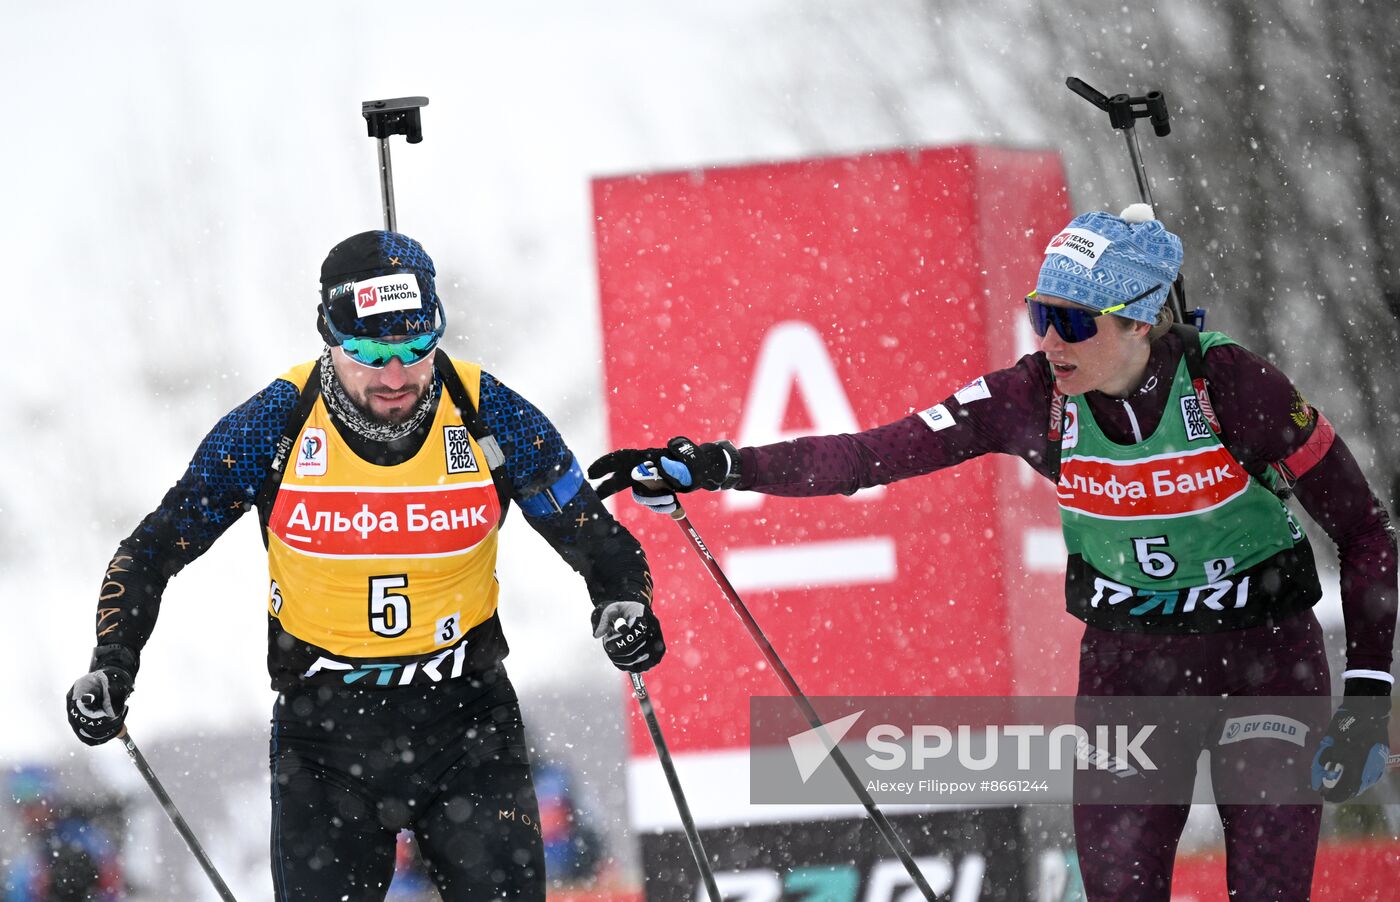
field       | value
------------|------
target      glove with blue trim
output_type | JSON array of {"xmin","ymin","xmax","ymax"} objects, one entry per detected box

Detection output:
[
  {"xmin": 1311, "ymin": 678, "xmax": 1391, "ymax": 802},
  {"xmin": 587, "ymin": 437, "xmax": 741, "ymax": 514}
]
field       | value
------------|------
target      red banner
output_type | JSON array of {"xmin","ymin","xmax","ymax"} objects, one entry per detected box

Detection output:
[{"xmin": 593, "ymin": 146, "xmax": 1078, "ymax": 828}]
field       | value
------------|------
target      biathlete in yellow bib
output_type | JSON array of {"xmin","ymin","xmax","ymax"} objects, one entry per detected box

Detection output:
[{"xmin": 66, "ymin": 230, "xmax": 663, "ymax": 902}]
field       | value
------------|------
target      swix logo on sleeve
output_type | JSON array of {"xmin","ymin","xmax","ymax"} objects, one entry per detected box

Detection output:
[
  {"xmin": 1190, "ymin": 378, "xmax": 1222, "ymax": 435},
  {"xmin": 1058, "ymin": 445, "xmax": 1248, "ymax": 520},
  {"xmin": 268, "ymin": 482, "xmax": 500, "ymax": 557},
  {"xmin": 295, "ymin": 428, "xmax": 328, "ymax": 477},
  {"xmin": 353, "ymin": 274, "xmax": 423, "ymax": 316},
  {"xmin": 1045, "ymin": 228, "xmax": 1110, "ymax": 268}
]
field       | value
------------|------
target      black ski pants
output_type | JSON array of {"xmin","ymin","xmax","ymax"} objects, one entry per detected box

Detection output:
[{"xmin": 269, "ymin": 666, "xmax": 544, "ymax": 902}]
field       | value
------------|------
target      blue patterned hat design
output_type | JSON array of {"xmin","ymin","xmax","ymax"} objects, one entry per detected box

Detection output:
[
  {"xmin": 1034, "ymin": 211, "xmax": 1183, "ymax": 323},
  {"xmin": 319, "ymin": 230, "xmax": 441, "ymax": 338}
]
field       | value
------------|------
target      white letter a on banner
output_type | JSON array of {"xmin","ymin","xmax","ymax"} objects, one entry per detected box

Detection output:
[{"xmin": 727, "ymin": 321, "xmax": 883, "ymax": 511}]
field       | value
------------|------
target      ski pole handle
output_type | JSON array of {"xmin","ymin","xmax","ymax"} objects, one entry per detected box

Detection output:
[{"xmin": 636, "ymin": 463, "xmax": 687, "ymax": 521}]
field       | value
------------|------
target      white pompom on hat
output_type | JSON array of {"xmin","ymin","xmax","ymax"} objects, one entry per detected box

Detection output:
[{"xmin": 1119, "ymin": 203, "xmax": 1156, "ymax": 223}]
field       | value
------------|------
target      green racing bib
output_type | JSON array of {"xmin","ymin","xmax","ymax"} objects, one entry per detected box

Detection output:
[{"xmin": 1056, "ymin": 331, "xmax": 1320, "ymax": 633}]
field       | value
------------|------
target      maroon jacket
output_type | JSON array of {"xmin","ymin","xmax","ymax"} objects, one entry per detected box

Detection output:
[{"xmin": 735, "ymin": 331, "xmax": 1397, "ymax": 676}]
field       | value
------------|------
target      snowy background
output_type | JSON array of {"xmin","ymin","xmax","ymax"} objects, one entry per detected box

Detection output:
[{"xmin": 3, "ymin": 1, "xmax": 1397, "ymax": 898}]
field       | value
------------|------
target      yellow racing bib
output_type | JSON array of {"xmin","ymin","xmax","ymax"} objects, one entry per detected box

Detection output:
[{"xmin": 265, "ymin": 360, "xmax": 502, "ymax": 660}]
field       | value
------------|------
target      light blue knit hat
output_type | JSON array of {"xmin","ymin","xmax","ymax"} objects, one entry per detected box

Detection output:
[{"xmin": 1034, "ymin": 206, "xmax": 1183, "ymax": 323}]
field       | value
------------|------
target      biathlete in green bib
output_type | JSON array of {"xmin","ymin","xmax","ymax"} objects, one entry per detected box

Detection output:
[
  {"xmin": 591, "ymin": 205, "xmax": 1397, "ymax": 900},
  {"xmin": 1058, "ymin": 327, "xmax": 1320, "ymax": 634}
]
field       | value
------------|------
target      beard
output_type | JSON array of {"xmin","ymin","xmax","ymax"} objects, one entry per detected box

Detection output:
[
  {"xmin": 320, "ymin": 347, "xmax": 438, "ymax": 442},
  {"xmin": 349, "ymin": 383, "xmax": 430, "ymax": 426}
]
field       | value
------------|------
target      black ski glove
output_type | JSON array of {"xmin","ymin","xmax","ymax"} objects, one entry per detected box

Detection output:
[
  {"xmin": 592, "ymin": 601, "xmax": 666, "ymax": 672},
  {"xmin": 588, "ymin": 437, "xmax": 741, "ymax": 504},
  {"xmin": 66, "ymin": 645, "xmax": 138, "ymax": 747},
  {"xmin": 1311, "ymin": 677, "xmax": 1392, "ymax": 802}
]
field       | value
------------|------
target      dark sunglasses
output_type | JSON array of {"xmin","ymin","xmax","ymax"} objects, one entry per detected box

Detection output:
[{"xmin": 1025, "ymin": 285, "xmax": 1159, "ymax": 343}]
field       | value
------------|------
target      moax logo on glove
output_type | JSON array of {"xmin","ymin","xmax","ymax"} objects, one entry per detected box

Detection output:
[
  {"xmin": 353, "ymin": 274, "xmax": 423, "ymax": 316},
  {"xmin": 1045, "ymin": 228, "xmax": 1110, "ymax": 268},
  {"xmin": 788, "ymin": 711, "xmax": 1157, "ymax": 784},
  {"xmin": 611, "ymin": 621, "xmax": 648, "ymax": 646}
]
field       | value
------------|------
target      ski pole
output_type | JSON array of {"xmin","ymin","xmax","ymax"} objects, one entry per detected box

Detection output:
[
  {"xmin": 644, "ymin": 490, "xmax": 936, "ymax": 902},
  {"xmin": 118, "ymin": 728, "xmax": 238, "ymax": 901},
  {"xmin": 1064, "ymin": 77, "xmax": 1203, "ymax": 330},
  {"xmin": 627, "ymin": 671, "xmax": 722, "ymax": 902},
  {"xmin": 361, "ymin": 96, "xmax": 429, "ymax": 232}
]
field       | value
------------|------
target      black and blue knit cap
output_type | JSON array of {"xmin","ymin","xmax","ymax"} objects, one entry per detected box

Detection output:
[{"xmin": 317, "ymin": 230, "xmax": 442, "ymax": 341}]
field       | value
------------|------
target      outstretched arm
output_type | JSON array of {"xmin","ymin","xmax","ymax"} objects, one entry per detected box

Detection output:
[{"xmin": 589, "ymin": 353, "xmax": 1059, "ymax": 504}]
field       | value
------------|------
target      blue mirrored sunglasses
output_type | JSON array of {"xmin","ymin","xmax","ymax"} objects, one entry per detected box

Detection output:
[
  {"xmin": 321, "ymin": 303, "xmax": 446, "ymax": 368},
  {"xmin": 1025, "ymin": 286, "xmax": 1158, "ymax": 343}
]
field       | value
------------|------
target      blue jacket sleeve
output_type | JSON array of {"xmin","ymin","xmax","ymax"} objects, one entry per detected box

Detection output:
[
  {"xmin": 94, "ymin": 378, "xmax": 301, "ymax": 672},
  {"xmin": 477, "ymin": 371, "xmax": 651, "ymax": 608}
]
